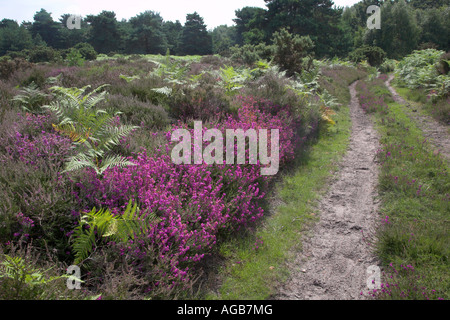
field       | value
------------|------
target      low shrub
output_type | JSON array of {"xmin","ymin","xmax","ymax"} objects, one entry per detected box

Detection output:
[
  {"xmin": 16, "ymin": 65, "xmax": 52, "ymax": 88},
  {"xmin": 230, "ymin": 43, "xmax": 274, "ymax": 66},
  {"xmin": 26, "ymin": 46, "xmax": 62, "ymax": 63},
  {"xmin": 349, "ymin": 45, "xmax": 387, "ymax": 67},
  {"xmin": 0, "ymin": 57, "xmax": 34, "ymax": 80},
  {"xmin": 379, "ymin": 59, "xmax": 397, "ymax": 73},
  {"xmin": 73, "ymin": 43, "xmax": 98, "ymax": 61},
  {"xmin": 105, "ymin": 94, "xmax": 169, "ymax": 129},
  {"xmin": 167, "ymin": 79, "xmax": 231, "ymax": 122},
  {"xmin": 0, "ymin": 111, "xmax": 77, "ymax": 260},
  {"xmin": 436, "ymin": 51, "xmax": 450, "ymax": 75},
  {"xmin": 65, "ymin": 48, "xmax": 85, "ymax": 67}
]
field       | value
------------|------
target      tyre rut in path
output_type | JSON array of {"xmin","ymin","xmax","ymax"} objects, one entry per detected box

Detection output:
[
  {"xmin": 385, "ymin": 74, "xmax": 450, "ymax": 162},
  {"xmin": 275, "ymin": 81, "xmax": 381, "ymax": 300}
]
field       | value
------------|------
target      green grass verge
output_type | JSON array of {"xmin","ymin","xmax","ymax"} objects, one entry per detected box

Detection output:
[
  {"xmin": 356, "ymin": 78, "xmax": 449, "ymax": 300},
  {"xmin": 393, "ymin": 85, "xmax": 450, "ymax": 127}
]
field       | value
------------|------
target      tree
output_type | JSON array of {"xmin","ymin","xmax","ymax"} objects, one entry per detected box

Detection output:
[
  {"xmin": 263, "ymin": 0, "xmax": 344, "ymax": 57},
  {"xmin": 416, "ymin": 8, "xmax": 449, "ymax": 50},
  {"xmin": 409, "ymin": 0, "xmax": 450, "ymax": 10},
  {"xmin": 364, "ymin": 0, "xmax": 420, "ymax": 59},
  {"xmin": 211, "ymin": 25, "xmax": 237, "ymax": 54},
  {"xmin": 127, "ymin": 11, "xmax": 167, "ymax": 54},
  {"xmin": 233, "ymin": 7, "xmax": 267, "ymax": 45},
  {"xmin": 179, "ymin": 12, "xmax": 212, "ymax": 55},
  {"xmin": 163, "ymin": 20, "xmax": 183, "ymax": 55},
  {"xmin": 86, "ymin": 11, "xmax": 122, "ymax": 54},
  {"xmin": 341, "ymin": 2, "xmax": 377, "ymax": 49},
  {"xmin": 30, "ymin": 9, "xmax": 60, "ymax": 48},
  {"xmin": 58, "ymin": 14, "xmax": 89, "ymax": 49},
  {"xmin": 0, "ymin": 19, "xmax": 33, "ymax": 55}
]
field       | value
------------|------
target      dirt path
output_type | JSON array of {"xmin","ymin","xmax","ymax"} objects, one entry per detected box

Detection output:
[
  {"xmin": 385, "ymin": 74, "xmax": 450, "ymax": 162},
  {"xmin": 275, "ymin": 81, "xmax": 381, "ymax": 300}
]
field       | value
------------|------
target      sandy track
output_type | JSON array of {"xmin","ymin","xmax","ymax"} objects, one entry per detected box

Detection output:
[
  {"xmin": 385, "ymin": 75, "xmax": 450, "ymax": 162},
  {"xmin": 275, "ymin": 82, "xmax": 381, "ymax": 300}
]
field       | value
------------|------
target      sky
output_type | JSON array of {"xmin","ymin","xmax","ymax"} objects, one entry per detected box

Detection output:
[{"xmin": 0, "ymin": 0, "xmax": 362, "ymax": 29}]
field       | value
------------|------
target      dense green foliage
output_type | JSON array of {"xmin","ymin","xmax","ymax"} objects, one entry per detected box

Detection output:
[
  {"xmin": 1, "ymin": 1, "xmax": 448, "ymax": 62},
  {"xmin": 393, "ymin": 49, "xmax": 450, "ymax": 124}
]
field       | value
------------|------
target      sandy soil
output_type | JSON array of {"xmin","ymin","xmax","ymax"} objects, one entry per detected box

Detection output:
[
  {"xmin": 385, "ymin": 74, "xmax": 450, "ymax": 162},
  {"xmin": 275, "ymin": 81, "xmax": 381, "ymax": 300}
]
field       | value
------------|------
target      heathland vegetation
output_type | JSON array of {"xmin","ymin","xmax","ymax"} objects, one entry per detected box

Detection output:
[{"xmin": 0, "ymin": 0, "xmax": 448, "ymax": 300}]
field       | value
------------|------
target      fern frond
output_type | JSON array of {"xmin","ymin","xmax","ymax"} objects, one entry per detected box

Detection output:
[
  {"xmin": 12, "ymin": 83, "xmax": 48, "ymax": 113},
  {"xmin": 97, "ymin": 154, "xmax": 136, "ymax": 175},
  {"xmin": 97, "ymin": 124, "xmax": 139, "ymax": 152},
  {"xmin": 151, "ymin": 86, "xmax": 173, "ymax": 96},
  {"xmin": 62, "ymin": 153, "xmax": 96, "ymax": 173},
  {"xmin": 45, "ymin": 84, "xmax": 138, "ymax": 176},
  {"xmin": 71, "ymin": 201, "xmax": 158, "ymax": 264}
]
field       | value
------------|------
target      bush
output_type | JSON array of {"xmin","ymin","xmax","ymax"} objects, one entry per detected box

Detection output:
[
  {"xmin": 0, "ymin": 112, "xmax": 77, "ymax": 259},
  {"xmin": 65, "ymin": 48, "xmax": 85, "ymax": 67},
  {"xmin": 4, "ymin": 51, "xmax": 28, "ymax": 60},
  {"xmin": 230, "ymin": 43, "xmax": 275, "ymax": 66},
  {"xmin": 272, "ymin": 28, "xmax": 315, "ymax": 77},
  {"xmin": 0, "ymin": 80, "xmax": 18, "ymax": 107},
  {"xmin": 73, "ymin": 43, "xmax": 98, "ymax": 61},
  {"xmin": 348, "ymin": 46, "xmax": 386, "ymax": 67},
  {"xmin": 105, "ymin": 94, "xmax": 169, "ymax": 129},
  {"xmin": 167, "ymin": 78, "xmax": 231, "ymax": 121},
  {"xmin": 437, "ymin": 51, "xmax": 450, "ymax": 75},
  {"xmin": 70, "ymin": 91, "xmax": 306, "ymax": 297},
  {"xmin": 26, "ymin": 46, "xmax": 61, "ymax": 63},
  {"xmin": 379, "ymin": 59, "xmax": 397, "ymax": 73},
  {"xmin": 0, "ymin": 57, "xmax": 34, "ymax": 80},
  {"xmin": 17, "ymin": 66, "xmax": 49, "ymax": 88}
]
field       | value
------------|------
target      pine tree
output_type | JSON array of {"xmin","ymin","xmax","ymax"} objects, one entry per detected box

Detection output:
[{"xmin": 179, "ymin": 12, "xmax": 212, "ymax": 55}]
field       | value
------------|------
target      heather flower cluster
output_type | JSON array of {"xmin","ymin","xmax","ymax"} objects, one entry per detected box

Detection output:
[
  {"xmin": 70, "ymin": 95, "xmax": 304, "ymax": 291},
  {"xmin": 356, "ymin": 80, "xmax": 389, "ymax": 114},
  {"xmin": 5, "ymin": 130, "xmax": 72, "ymax": 168},
  {"xmin": 0, "ymin": 112, "xmax": 73, "ymax": 168}
]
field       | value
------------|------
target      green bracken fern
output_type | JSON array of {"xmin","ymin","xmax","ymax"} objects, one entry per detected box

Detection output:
[
  {"xmin": 12, "ymin": 83, "xmax": 49, "ymax": 113},
  {"xmin": 0, "ymin": 254, "xmax": 71, "ymax": 299},
  {"xmin": 71, "ymin": 200, "xmax": 158, "ymax": 264},
  {"xmin": 43, "ymin": 84, "xmax": 139, "ymax": 175}
]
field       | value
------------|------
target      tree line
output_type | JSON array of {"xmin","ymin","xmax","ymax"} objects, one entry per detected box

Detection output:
[{"xmin": 0, "ymin": 0, "xmax": 448, "ymax": 60}]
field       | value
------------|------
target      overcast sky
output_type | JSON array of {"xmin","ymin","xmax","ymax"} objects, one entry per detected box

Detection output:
[{"xmin": 0, "ymin": 0, "xmax": 362, "ymax": 29}]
